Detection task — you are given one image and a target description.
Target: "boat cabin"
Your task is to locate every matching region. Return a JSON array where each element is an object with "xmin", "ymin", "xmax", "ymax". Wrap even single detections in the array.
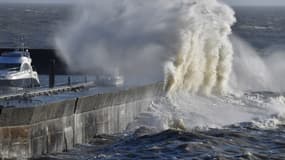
[{"xmin": 0, "ymin": 50, "xmax": 32, "ymax": 72}]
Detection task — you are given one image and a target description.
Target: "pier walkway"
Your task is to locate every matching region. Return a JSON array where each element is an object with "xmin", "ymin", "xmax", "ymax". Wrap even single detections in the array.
[{"xmin": 0, "ymin": 81, "xmax": 95, "ymax": 101}]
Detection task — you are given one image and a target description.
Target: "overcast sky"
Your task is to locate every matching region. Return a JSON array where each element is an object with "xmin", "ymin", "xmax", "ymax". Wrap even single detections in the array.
[
  {"xmin": 0, "ymin": 0, "xmax": 285, "ymax": 6},
  {"xmin": 0, "ymin": 0, "xmax": 76, "ymax": 4},
  {"xmin": 222, "ymin": 0, "xmax": 285, "ymax": 6}
]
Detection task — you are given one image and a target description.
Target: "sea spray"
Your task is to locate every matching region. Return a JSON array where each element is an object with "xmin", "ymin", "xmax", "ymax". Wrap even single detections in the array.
[
  {"xmin": 55, "ymin": 0, "xmax": 235, "ymax": 88},
  {"xmin": 231, "ymin": 36, "xmax": 285, "ymax": 92},
  {"xmin": 55, "ymin": 0, "xmax": 181, "ymax": 85},
  {"xmin": 54, "ymin": 0, "xmax": 285, "ymax": 131},
  {"xmin": 165, "ymin": 1, "xmax": 236, "ymax": 95}
]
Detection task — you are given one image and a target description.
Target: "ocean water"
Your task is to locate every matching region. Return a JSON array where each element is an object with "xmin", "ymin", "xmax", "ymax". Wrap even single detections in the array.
[
  {"xmin": 39, "ymin": 124, "xmax": 285, "ymax": 159},
  {"xmin": 0, "ymin": 3, "xmax": 285, "ymax": 160},
  {"xmin": 38, "ymin": 91, "xmax": 285, "ymax": 160},
  {"xmin": 233, "ymin": 7, "xmax": 285, "ymax": 49},
  {"xmin": 0, "ymin": 3, "xmax": 71, "ymax": 49}
]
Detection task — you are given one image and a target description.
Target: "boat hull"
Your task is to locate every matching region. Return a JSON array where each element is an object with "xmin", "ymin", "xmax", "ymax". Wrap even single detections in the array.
[{"xmin": 0, "ymin": 78, "xmax": 40, "ymax": 88}]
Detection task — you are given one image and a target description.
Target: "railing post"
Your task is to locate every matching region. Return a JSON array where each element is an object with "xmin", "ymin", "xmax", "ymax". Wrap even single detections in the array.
[{"xmin": 49, "ymin": 59, "xmax": 55, "ymax": 88}]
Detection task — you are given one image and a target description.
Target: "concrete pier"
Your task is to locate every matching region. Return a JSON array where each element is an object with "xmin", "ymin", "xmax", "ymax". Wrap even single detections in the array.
[
  {"xmin": 0, "ymin": 83, "xmax": 164, "ymax": 159},
  {"xmin": 0, "ymin": 81, "xmax": 95, "ymax": 101}
]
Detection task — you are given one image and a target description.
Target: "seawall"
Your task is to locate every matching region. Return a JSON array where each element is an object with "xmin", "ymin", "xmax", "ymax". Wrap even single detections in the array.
[{"xmin": 0, "ymin": 83, "xmax": 164, "ymax": 159}]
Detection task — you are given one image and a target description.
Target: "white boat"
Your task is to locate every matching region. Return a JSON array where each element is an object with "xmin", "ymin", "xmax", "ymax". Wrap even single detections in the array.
[{"xmin": 0, "ymin": 49, "xmax": 40, "ymax": 88}]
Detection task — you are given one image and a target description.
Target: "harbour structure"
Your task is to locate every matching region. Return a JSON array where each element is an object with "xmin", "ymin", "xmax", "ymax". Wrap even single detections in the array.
[{"xmin": 0, "ymin": 82, "xmax": 164, "ymax": 159}]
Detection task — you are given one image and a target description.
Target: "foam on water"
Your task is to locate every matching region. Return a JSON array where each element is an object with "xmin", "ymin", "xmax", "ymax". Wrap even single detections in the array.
[{"xmin": 128, "ymin": 92, "xmax": 285, "ymax": 131}]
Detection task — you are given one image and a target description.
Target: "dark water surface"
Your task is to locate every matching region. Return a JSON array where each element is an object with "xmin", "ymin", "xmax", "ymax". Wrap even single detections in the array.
[
  {"xmin": 233, "ymin": 6, "xmax": 285, "ymax": 49},
  {"xmin": 0, "ymin": 4, "xmax": 71, "ymax": 49},
  {"xmin": 0, "ymin": 5, "xmax": 285, "ymax": 50},
  {"xmin": 39, "ymin": 123, "xmax": 285, "ymax": 160}
]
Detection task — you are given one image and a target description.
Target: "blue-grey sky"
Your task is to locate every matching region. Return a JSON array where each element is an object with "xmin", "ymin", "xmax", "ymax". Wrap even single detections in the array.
[
  {"xmin": 223, "ymin": 0, "xmax": 285, "ymax": 6},
  {"xmin": 0, "ymin": 0, "xmax": 76, "ymax": 4},
  {"xmin": 0, "ymin": 0, "xmax": 285, "ymax": 6}
]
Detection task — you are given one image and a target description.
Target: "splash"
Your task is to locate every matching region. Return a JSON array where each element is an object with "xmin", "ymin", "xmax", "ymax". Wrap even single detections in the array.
[
  {"xmin": 231, "ymin": 36, "xmax": 285, "ymax": 92},
  {"xmin": 55, "ymin": 0, "xmax": 235, "ymax": 88},
  {"xmin": 128, "ymin": 91, "xmax": 285, "ymax": 131},
  {"xmin": 164, "ymin": 1, "xmax": 236, "ymax": 95},
  {"xmin": 54, "ymin": 0, "xmax": 285, "ymax": 131},
  {"xmin": 55, "ymin": 0, "xmax": 180, "ymax": 85}
]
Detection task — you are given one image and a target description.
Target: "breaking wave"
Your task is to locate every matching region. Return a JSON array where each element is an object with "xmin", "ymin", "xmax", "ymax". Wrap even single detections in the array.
[
  {"xmin": 55, "ymin": 0, "xmax": 285, "ymax": 131},
  {"xmin": 164, "ymin": 1, "xmax": 235, "ymax": 95},
  {"xmin": 127, "ymin": 91, "xmax": 285, "ymax": 132}
]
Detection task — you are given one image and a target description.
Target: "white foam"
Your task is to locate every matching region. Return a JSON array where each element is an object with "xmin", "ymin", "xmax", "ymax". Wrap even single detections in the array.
[
  {"xmin": 128, "ymin": 93, "xmax": 285, "ymax": 131},
  {"xmin": 165, "ymin": 0, "xmax": 236, "ymax": 95}
]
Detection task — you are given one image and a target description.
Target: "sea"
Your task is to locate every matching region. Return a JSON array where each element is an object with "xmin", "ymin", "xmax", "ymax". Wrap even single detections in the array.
[{"xmin": 1, "ymin": 3, "xmax": 285, "ymax": 160}]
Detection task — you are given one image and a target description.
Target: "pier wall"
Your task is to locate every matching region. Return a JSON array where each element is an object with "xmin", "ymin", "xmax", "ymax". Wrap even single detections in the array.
[{"xmin": 0, "ymin": 83, "xmax": 164, "ymax": 159}]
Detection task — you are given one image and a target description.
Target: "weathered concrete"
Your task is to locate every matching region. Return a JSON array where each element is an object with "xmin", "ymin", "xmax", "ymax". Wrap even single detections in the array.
[{"xmin": 0, "ymin": 83, "xmax": 164, "ymax": 159}]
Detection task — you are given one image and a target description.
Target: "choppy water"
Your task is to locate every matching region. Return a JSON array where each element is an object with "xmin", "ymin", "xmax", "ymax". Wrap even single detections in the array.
[
  {"xmin": 40, "ymin": 125, "xmax": 285, "ymax": 160},
  {"xmin": 37, "ymin": 90, "xmax": 285, "ymax": 160},
  {"xmin": 233, "ymin": 7, "xmax": 285, "ymax": 49},
  {"xmin": 0, "ymin": 4, "xmax": 71, "ymax": 49},
  {"xmin": 0, "ymin": 5, "xmax": 285, "ymax": 50},
  {"xmin": 0, "ymin": 4, "xmax": 285, "ymax": 160}
]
